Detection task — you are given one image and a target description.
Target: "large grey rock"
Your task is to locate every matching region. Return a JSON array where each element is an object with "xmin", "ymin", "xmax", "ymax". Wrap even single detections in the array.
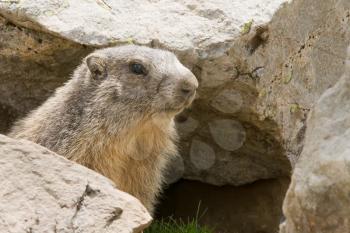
[
  {"xmin": 1, "ymin": 0, "xmax": 350, "ymax": 186},
  {"xmin": 0, "ymin": 134, "xmax": 152, "ymax": 233},
  {"xmin": 0, "ymin": 0, "xmax": 287, "ymax": 49},
  {"xmin": 279, "ymin": 47, "xmax": 350, "ymax": 233}
]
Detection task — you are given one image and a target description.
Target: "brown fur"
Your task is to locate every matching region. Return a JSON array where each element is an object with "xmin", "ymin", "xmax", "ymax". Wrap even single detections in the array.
[{"xmin": 9, "ymin": 45, "xmax": 198, "ymax": 213}]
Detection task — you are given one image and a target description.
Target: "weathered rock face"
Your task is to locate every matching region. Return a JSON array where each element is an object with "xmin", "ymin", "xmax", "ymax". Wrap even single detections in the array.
[
  {"xmin": 0, "ymin": 0, "xmax": 287, "ymax": 49},
  {"xmin": 251, "ymin": 0, "xmax": 350, "ymax": 166},
  {"xmin": 0, "ymin": 15, "xmax": 91, "ymax": 134},
  {"xmin": 279, "ymin": 48, "xmax": 350, "ymax": 233},
  {"xmin": 0, "ymin": 0, "xmax": 350, "ymax": 187},
  {"xmin": 0, "ymin": 134, "xmax": 152, "ymax": 233}
]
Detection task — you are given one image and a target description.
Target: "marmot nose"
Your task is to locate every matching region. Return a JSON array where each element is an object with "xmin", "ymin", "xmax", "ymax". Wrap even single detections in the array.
[
  {"xmin": 180, "ymin": 86, "xmax": 195, "ymax": 97},
  {"xmin": 179, "ymin": 79, "xmax": 198, "ymax": 98}
]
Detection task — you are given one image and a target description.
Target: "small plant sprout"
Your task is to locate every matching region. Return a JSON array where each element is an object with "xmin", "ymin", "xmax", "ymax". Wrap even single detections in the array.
[
  {"xmin": 241, "ymin": 19, "xmax": 254, "ymax": 35},
  {"xmin": 290, "ymin": 103, "xmax": 300, "ymax": 113},
  {"xmin": 284, "ymin": 69, "xmax": 293, "ymax": 84}
]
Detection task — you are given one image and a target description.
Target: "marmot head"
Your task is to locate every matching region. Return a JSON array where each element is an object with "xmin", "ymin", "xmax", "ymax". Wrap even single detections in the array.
[{"xmin": 83, "ymin": 45, "xmax": 198, "ymax": 120}]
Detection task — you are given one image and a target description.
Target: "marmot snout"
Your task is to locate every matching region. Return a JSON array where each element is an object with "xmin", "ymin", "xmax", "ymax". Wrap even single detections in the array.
[{"xmin": 9, "ymin": 45, "xmax": 198, "ymax": 213}]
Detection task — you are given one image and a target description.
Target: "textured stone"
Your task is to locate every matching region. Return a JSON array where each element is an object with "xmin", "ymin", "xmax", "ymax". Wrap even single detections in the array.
[
  {"xmin": 176, "ymin": 117, "xmax": 199, "ymax": 138},
  {"xmin": 279, "ymin": 47, "xmax": 350, "ymax": 233},
  {"xmin": 1, "ymin": 0, "xmax": 350, "ymax": 186},
  {"xmin": 208, "ymin": 119, "xmax": 246, "ymax": 151},
  {"xmin": 0, "ymin": 0, "xmax": 287, "ymax": 48},
  {"xmin": 210, "ymin": 89, "xmax": 243, "ymax": 114},
  {"xmin": 0, "ymin": 134, "xmax": 152, "ymax": 233},
  {"xmin": 0, "ymin": 15, "xmax": 91, "ymax": 132},
  {"xmin": 190, "ymin": 139, "xmax": 216, "ymax": 170},
  {"xmin": 251, "ymin": 0, "xmax": 350, "ymax": 165}
]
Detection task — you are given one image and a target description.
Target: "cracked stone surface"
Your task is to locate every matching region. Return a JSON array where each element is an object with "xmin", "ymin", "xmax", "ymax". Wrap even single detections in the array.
[
  {"xmin": 279, "ymin": 47, "xmax": 350, "ymax": 233},
  {"xmin": 0, "ymin": 0, "xmax": 350, "ymax": 186},
  {"xmin": 0, "ymin": 0, "xmax": 287, "ymax": 49},
  {"xmin": 0, "ymin": 134, "xmax": 152, "ymax": 233}
]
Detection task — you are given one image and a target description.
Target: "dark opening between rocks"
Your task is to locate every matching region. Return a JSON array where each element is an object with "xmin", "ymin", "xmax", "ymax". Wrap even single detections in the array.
[
  {"xmin": 0, "ymin": 103, "xmax": 19, "ymax": 134},
  {"xmin": 155, "ymin": 178, "xmax": 290, "ymax": 233}
]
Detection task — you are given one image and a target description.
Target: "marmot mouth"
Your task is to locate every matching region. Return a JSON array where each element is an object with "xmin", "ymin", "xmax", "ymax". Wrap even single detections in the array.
[
  {"xmin": 163, "ymin": 106, "xmax": 185, "ymax": 114},
  {"xmin": 159, "ymin": 103, "xmax": 189, "ymax": 115},
  {"xmin": 161, "ymin": 96, "xmax": 195, "ymax": 114}
]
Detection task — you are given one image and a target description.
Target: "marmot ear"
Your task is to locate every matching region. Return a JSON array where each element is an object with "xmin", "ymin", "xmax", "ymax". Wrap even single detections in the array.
[{"xmin": 86, "ymin": 55, "xmax": 107, "ymax": 80}]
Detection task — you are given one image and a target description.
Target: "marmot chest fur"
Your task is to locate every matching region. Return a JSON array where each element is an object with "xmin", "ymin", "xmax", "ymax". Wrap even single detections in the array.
[{"xmin": 9, "ymin": 45, "xmax": 198, "ymax": 213}]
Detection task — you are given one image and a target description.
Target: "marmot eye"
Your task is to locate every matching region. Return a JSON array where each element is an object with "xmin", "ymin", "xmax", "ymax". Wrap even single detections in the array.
[{"xmin": 130, "ymin": 63, "xmax": 147, "ymax": 75}]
